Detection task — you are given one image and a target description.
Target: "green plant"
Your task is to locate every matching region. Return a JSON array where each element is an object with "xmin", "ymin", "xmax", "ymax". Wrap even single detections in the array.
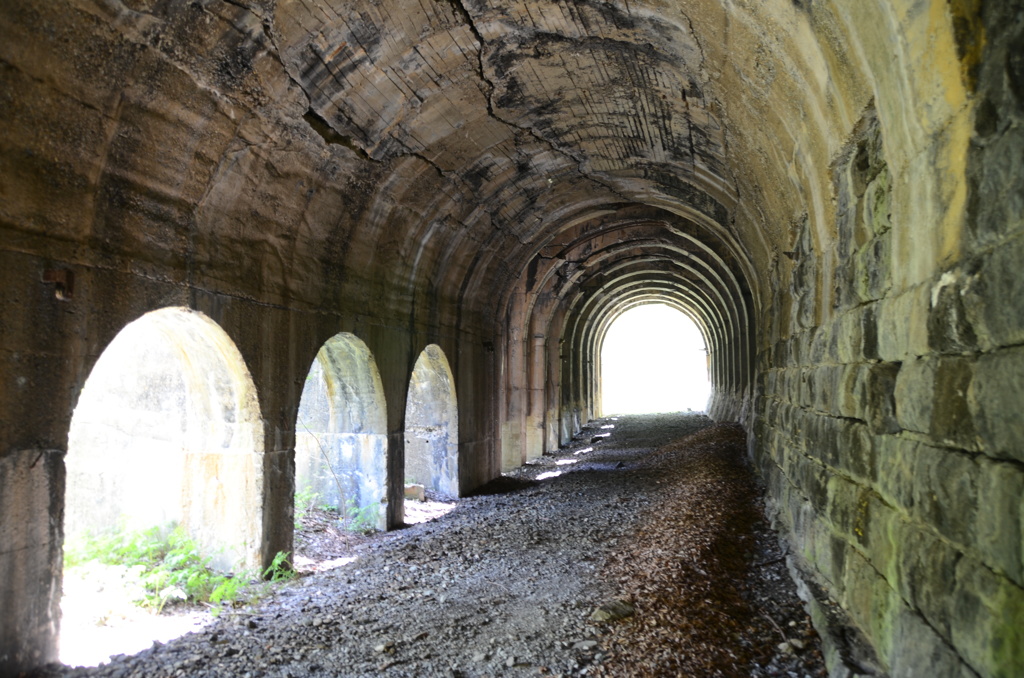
[
  {"xmin": 263, "ymin": 550, "xmax": 296, "ymax": 583},
  {"xmin": 65, "ymin": 524, "xmax": 250, "ymax": 613},
  {"xmin": 344, "ymin": 499, "xmax": 380, "ymax": 534},
  {"xmin": 294, "ymin": 486, "xmax": 320, "ymax": 527},
  {"xmin": 209, "ymin": 574, "xmax": 247, "ymax": 615}
]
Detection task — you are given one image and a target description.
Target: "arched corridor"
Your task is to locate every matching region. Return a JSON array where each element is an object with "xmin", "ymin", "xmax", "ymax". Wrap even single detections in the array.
[{"xmin": 1, "ymin": 0, "xmax": 1022, "ymax": 675}]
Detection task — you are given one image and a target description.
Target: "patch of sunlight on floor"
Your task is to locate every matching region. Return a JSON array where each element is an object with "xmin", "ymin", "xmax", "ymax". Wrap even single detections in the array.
[
  {"xmin": 60, "ymin": 563, "xmax": 211, "ymax": 668},
  {"xmin": 574, "ymin": 447, "xmax": 594, "ymax": 455},
  {"xmin": 404, "ymin": 498, "xmax": 457, "ymax": 525},
  {"xmin": 556, "ymin": 459, "xmax": 578, "ymax": 466},
  {"xmin": 294, "ymin": 554, "xmax": 359, "ymax": 573},
  {"xmin": 536, "ymin": 471, "xmax": 563, "ymax": 480}
]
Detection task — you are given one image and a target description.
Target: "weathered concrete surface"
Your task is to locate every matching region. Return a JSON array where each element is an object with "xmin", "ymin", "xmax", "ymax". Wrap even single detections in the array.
[
  {"xmin": 0, "ymin": 0, "xmax": 1021, "ymax": 675},
  {"xmin": 0, "ymin": 451, "xmax": 64, "ymax": 674}
]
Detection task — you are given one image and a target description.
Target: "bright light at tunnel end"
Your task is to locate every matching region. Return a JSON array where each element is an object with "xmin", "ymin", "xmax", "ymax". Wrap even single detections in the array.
[{"xmin": 600, "ymin": 304, "xmax": 711, "ymax": 415}]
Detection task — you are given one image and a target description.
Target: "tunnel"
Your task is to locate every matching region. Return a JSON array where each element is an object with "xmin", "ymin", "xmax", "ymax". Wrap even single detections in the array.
[{"xmin": 1, "ymin": 0, "xmax": 1022, "ymax": 676}]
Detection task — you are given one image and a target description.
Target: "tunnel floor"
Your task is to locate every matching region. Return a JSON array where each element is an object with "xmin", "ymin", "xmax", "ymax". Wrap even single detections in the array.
[{"xmin": 43, "ymin": 413, "xmax": 826, "ymax": 678}]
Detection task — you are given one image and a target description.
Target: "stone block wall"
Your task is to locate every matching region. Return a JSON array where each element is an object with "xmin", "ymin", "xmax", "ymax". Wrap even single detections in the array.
[{"xmin": 753, "ymin": 8, "xmax": 1024, "ymax": 676}]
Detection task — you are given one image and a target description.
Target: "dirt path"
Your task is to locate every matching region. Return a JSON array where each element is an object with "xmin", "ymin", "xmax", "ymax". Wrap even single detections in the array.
[{"xmin": 41, "ymin": 413, "xmax": 825, "ymax": 678}]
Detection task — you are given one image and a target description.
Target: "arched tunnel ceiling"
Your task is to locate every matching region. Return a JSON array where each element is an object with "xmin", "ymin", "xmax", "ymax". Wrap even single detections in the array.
[
  {"xmin": 274, "ymin": 0, "xmax": 769, "ymax": 321},
  {"xmin": 13, "ymin": 0, "xmax": 921, "ymax": 337}
]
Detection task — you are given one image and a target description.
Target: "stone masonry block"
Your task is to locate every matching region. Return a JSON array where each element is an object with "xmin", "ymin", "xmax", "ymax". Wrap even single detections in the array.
[
  {"xmin": 826, "ymin": 365, "xmax": 848, "ymax": 414},
  {"xmin": 896, "ymin": 523, "xmax": 962, "ymax": 639},
  {"xmin": 0, "ymin": 450, "xmax": 64, "ymax": 673},
  {"xmin": 913, "ymin": 446, "xmax": 979, "ymax": 550},
  {"xmin": 930, "ymin": 357, "xmax": 979, "ymax": 451},
  {"xmin": 826, "ymin": 474, "xmax": 867, "ymax": 541},
  {"xmin": 836, "ymin": 363, "xmax": 868, "ymax": 420},
  {"xmin": 890, "ymin": 608, "xmax": 976, "ymax": 678},
  {"xmin": 964, "ymin": 231, "xmax": 1024, "ymax": 349},
  {"xmin": 838, "ymin": 422, "xmax": 877, "ymax": 483},
  {"xmin": 894, "ymin": 357, "xmax": 936, "ymax": 435},
  {"xmin": 974, "ymin": 457, "xmax": 1024, "ymax": 588},
  {"xmin": 836, "ymin": 309, "xmax": 866, "ymax": 363},
  {"xmin": 787, "ymin": 367, "xmax": 802, "ymax": 404},
  {"xmin": 951, "ymin": 555, "xmax": 1024, "ymax": 678},
  {"xmin": 862, "ymin": 305, "xmax": 880, "ymax": 361},
  {"xmin": 809, "ymin": 327, "xmax": 829, "ymax": 365},
  {"xmin": 875, "ymin": 435, "xmax": 918, "ymax": 511},
  {"xmin": 971, "ymin": 345, "xmax": 1024, "ymax": 463},
  {"xmin": 854, "ymin": 232, "xmax": 893, "ymax": 303},
  {"xmin": 796, "ymin": 454, "xmax": 831, "ymax": 513},
  {"xmin": 866, "ymin": 362, "xmax": 902, "ymax": 434},
  {"xmin": 928, "ymin": 270, "xmax": 979, "ymax": 354},
  {"xmin": 806, "ymin": 412, "xmax": 840, "ymax": 467},
  {"xmin": 792, "ymin": 506, "xmax": 835, "ymax": 586},
  {"xmin": 825, "ymin": 532, "xmax": 850, "ymax": 596},
  {"xmin": 841, "ymin": 547, "xmax": 900, "ymax": 664},
  {"xmin": 798, "ymin": 368, "xmax": 815, "ymax": 409},
  {"xmin": 876, "ymin": 285, "xmax": 931, "ymax": 361},
  {"xmin": 864, "ymin": 492, "xmax": 901, "ymax": 583}
]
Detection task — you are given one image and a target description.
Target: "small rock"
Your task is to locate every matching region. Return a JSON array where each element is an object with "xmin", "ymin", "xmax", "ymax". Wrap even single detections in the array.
[
  {"xmin": 777, "ymin": 641, "xmax": 795, "ymax": 655},
  {"xmin": 506, "ymin": 656, "xmax": 516, "ymax": 667},
  {"xmin": 589, "ymin": 599, "xmax": 635, "ymax": 623},
  {"xmin": 472, "ymin": 652, "xmax": 489, "ymax": 662},
  {"xmin": 573, "ymin": 640, "xmax": 599, "ymax": 651},
  {"xmin": 789, "ymin": 638, "xmax": 806, "ymax": 651}
]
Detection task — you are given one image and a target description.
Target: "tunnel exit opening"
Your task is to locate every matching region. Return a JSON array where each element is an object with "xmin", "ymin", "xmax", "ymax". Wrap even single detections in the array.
[
  {"xmin": 599, "ymin": 304, "xmax": 710, "ymax": 415},
  {"xmin": 61, "ymin": 307, "xmax": 264, "ymax": 667}
]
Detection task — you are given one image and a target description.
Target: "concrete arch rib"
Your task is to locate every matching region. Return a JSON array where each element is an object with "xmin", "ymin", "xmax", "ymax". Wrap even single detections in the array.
[{"xmin": 65, "ymin": 307, "xmax": 264, "ymax": 572}]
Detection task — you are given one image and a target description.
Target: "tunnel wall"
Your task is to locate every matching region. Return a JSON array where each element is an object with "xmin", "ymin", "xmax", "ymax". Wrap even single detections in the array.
[{"xmin": 752, "ymin": 5, "xmax": 1024, "ymax": 677}]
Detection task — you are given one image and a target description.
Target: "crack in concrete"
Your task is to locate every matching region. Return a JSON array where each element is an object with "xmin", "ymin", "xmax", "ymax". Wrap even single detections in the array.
[
  {"xmin": 258, "ymin": 6, "xmax": 452, "ymax": 180},
  {"xmin": 302, "ymin": 109, "xmax": 375, "ymax": 160},
  {"xmin": 450, "ymin": 0, "xmax": 639, "ymax": 208}
]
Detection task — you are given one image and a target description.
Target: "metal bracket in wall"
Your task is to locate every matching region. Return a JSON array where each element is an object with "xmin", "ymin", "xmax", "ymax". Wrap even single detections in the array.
[{"xmin": 42, "ymin": 268, "xmax": 74, "ymax": 300}]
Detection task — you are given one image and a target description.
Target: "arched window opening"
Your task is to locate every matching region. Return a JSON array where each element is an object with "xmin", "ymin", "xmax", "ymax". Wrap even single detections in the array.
[
  {"xmin": 600, "ymin": 304, "xmax": 710, "ymax": 415},
  {"xmin": 294, "ymin": 334, "xmax": 389, "ymax": 554},
  {"xmin": 62, "ymin": 307, "xmax": 263, "ymax": 666},
  {"xmin": 404, "ymin": 345, "xmax": 459, "ymax": 501}
]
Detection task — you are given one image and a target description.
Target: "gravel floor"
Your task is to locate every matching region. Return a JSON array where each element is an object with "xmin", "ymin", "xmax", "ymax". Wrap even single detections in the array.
[{"xmin": 37, "ymin": 413, "xmax": 825, "ymax": 678}]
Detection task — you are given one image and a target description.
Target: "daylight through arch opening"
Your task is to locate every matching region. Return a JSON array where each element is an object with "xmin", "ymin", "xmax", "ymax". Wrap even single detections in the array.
[
  {"xmin": 61, "ymin": 307, "xmax": 264, "ymax": 665},
  {"xmin": 294, "ymin": 333, "xmax": 389, "ymax": 534},
  {"xmin": 404, "ymin": 345, "xmax": 459, "ymax": 501},
  {"xmin": 599, "ymin": 304, "xmax": 710, "ymax": 415}
]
